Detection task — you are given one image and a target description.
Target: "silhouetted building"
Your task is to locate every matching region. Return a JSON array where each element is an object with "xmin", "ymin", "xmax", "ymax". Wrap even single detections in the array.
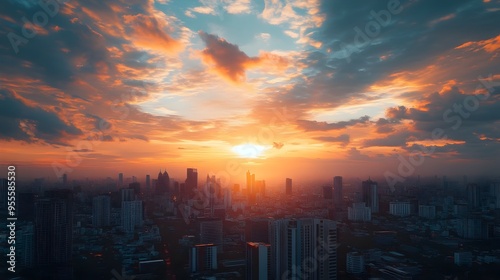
[
  {"xmin": 323, "ymin": 185, "xmax": 333, "ymax": 200},
  {"xmin": 146, "ymin": 174, "xmax": 151, "ymax": 192},
  {"xmin": 233, "ymin": 183, "xmax": 240, "ymax": 193},
  {"xmin": 200, "ymin": 219, "xmax": 223, "ymax": 252},
  {"xmin": 454, "ymin": 251, "xmax": 472, "ymax": 266},
  {"xmin": 333, "ymin": 176, "xmax": 343, "ymax": 209},
  {"xmin": 246, "ymin": 218, "xmax": 270, "ymax": 243},
  {"xmin": 185, "ymin": 168, "xmax": 198, "ymax": 198},
  {"xmin": 247, "ymin": 171, "xmax": 256, "ymax": 204},
  {"xmin": 256, "ymin": 180, "xmax": 266, "ymax": 197},
  {"xmin": 0, "ymin": 178, "xmax": 7, "ymax": 212},
  {"xmin": 34, "ymin": 196, "xmax": 73, "ymax": 274},
  {"xmin": 18, "ymin": 192, "xmax": 36, "ymax": 221},
  {"xmin": 189, "ymin": 244, "xmax": 217, "ymax": 273},
  {"xmin": 491, "ymin": 182, "xmax": 500, "ymax": 209},
  {"xmin": 418, "ymin": 205, "xmax": 436, "ymax": 219},
  {"xmin": 121, "ymin": 187, "xmax": 135, "ymax": 203},
  {"xmin": 18, "ymin": 225, "xmax": 34, "ymax": 269},
  {"xmin": 362, "ymin": 178, "xmax": 379, "ymax": 213},
  {"xmin": 118, "ymin": 173, "xmax": 123, "ymax": 187},
  {"xmin": 129, "ymin": 182, "xmax": 141, "ymax": 195},
  {"xmin": 246, "ymin": 242, "xmax": 271, "ymax": 280},
  {"xmin": 466, "ymin": 183, "xmax": 481, "ymax": 209},
  {"xmin": 348, "ymin": 202, "xmax": 371, "ymax": 222},
  {"xmin": 285, "ymin": 178, "xmax": 292, "ymax": 195},
  {"xmin": 389, "ymin": 201, "xmax": 411, "ymax": 217},
  {"xmin": 92, "ymin": 195, "xmax": 111, "ymax": 227},
  {"xmin": 457, "ymin": 217, "xmax": 491, "ymax": 239},
  {"xmin": 121, "ymin": 200, "xmax": 143, "ymax": 233},
  {"xmin": 156, "ymin": 169, "xmax": 170, "ymax": 194},
  {"xmin": 269, "ymin": 218, "xmax": 337, "ymax": 280},
  {"xmin": 346, "ymin": 252, "xmax": 365, "ymax": 274}
]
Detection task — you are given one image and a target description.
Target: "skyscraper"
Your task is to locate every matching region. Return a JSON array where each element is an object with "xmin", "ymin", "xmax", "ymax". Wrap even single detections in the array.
[
  {"xmin": 34, "ymin": 196, "xmax": 73, "ymax": 271},
  {"xmin": 156, "ymin": 169, "xmax": 170, "ymax": 195},
  {"xmin": 199, "ymin": 218, "xmax": 223, "ymax": 253},
  {"xmin": 491, "ymin": 182, "xmax": 500, "ymax": 209},
  {"xmin": 323, "ymin": 185, "xmax": 333, "ymax": 200},
  {"xmin": 362, "ymin": 178, "xmax": 379, "ymax": 213},
  {"xmin": 121, "ymin": 200, "xmax": 143, "ymax": 233},
  {"xmin": 466, "ymin": 183, "xmax": 481, "ymax": 209},
  {"xmin": 189, "ymin": 244, "xmax": 217, "ymax": 273},
  {"xmin": 246, "ymin": 242, "xmax": 271, "ymax": 280},
  {"xmin": 333, "ymin": 176, "xmax": 343, "ymax": 209},
  {"xmin": 118, "ymin": 173, "xmax": 124, "ymax": 187},
  {"xmin": 286, "ymin": 178, "xmax": 292, "ymax": 195},
  {"xmin": 121, "ymin": 187, "xmax": 135, "ymax": 203},
  {"xmin": 0, "ymin": 178, "xmax": 7, "ymax": 213},
  {"xmin": 92, "ymin": 195, "xmax": 111, "ymax": 228},
  {"xmin": 145, "ymin": 174, "xmax": 151, "ymax": 192},
  {"xmin": 186, "ymin": 168, "xmax": 198, "ymax": 197},
  {"xmin": 269, "ymin": 218, "xmax": 337, "ymax": 280},
  {"xmin": 247, "ymin": 171, "xmax": 256, "ymax": 204}
]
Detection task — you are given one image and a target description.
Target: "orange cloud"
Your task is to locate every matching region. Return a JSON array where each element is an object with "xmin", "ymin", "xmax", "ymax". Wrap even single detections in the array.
[
  {"xmin": 198, "ymin": 31, "xmax": 288, "ymax": 83},
  {"xmin": 455, "ymin": 34, "xmax": 500, "ymax": 53},
  {"xmin": 123, "ymin": 14, "xmax": 183, "ymax": 54}
]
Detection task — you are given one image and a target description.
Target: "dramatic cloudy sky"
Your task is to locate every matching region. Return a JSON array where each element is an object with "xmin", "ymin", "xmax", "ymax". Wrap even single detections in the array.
[{"xmin": 0, "ymin": 0, "xmax": 499, "ymax": 186}]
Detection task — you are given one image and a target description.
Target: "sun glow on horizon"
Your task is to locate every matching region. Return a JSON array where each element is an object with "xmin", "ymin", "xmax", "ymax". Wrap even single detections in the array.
[{"xmin": 232, "ymin": 144, "xmax": 269, "ymax": 158}]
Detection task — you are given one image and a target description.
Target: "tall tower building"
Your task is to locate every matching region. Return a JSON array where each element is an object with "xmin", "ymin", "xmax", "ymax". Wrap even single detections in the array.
[
  {"xmin": 118, "ymin": 173, "xmax": 124, "ymax": 187},
  {"xmin": 491, "ymin": 182, "xmax": 500, "ymax": 209},
  {"xmin": 333, "ymin": 176, "xmax": 343, "ymax": 209},
  {"xmin": 466, "ymin": 183, "xmax": 481, "ymax": 209},
  {"xmin": 34, "ymin": 196, "xmax": 73, "ymax": 270},
  {"xmin": 285, "ymin": 178, "xmax": 292, "ymax": 195},
  {"xmin": 145, "ymin": 175, "xmax": 151, "ymax": 192},
  {"xmin": 361, "ymin": 178, "xmax": 379, "ymax": 213},
  {"xmin": 186, "ymin": 168, "xmax": 198, "ymax": 197},
  {"xmin": 189, "ymin": 244, "xmax": 217, "ymax": 273},
  {"xmin": 121, "ymin": 187, "xmax": 135, "ymax": 203},
  {"xmin": 92, "ymin": 195, "xmax": 111, "ymax": 227},
  {"xmin": 246, "ymin": 242, "xmax": 271, "ymax": 280},
  {"xmin": 62, "ymin": 173, "xmax": 68, "ymax": 187},
  {"xmin": 323, "ymin": 185, "xmax": 333, "ymax": 200},
  {"xmin": 121, "ymin": 200, "xmax": 143, "ymax": 233},
  {"xmin": 200, "ymin": 218, "xmax": 223, "ymax": 252},
  {"xmin": 18, "ymin": 223, "xmax": 34, "ymax": 269},
  {"xmin": 0, "ymin": 178, "xmax": 7, "ymax": 213},
  {"xmin": 156, "ymin": 169, "xmax": 170, "ymax": 195},
  {"xmin": 247, "ymin": 171, "xmax": 256, "ymax": 204},
  {"xmin": 269, "ymin": 218, "xmax": 337, "ymax": 280}
]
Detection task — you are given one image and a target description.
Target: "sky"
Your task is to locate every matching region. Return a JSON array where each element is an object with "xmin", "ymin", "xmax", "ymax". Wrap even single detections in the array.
[{"xmin": 0, "ymin": 0, "xmax": 499, "ymax": 187}]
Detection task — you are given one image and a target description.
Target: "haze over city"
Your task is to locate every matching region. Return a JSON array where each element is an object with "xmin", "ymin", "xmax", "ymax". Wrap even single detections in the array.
[
  {"xmin": 1, "ymin": 1, "xmax": 500, "ymax": 280},
  {"xmin": 1, "ymin": 0, "xmax": 499, "ymax": 186}
]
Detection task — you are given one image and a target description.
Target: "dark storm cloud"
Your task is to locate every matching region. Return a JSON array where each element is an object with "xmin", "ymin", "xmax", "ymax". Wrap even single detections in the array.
[
  {"xmin": 262, "ymin": 0, "xmax": 499, "ymax": 116},
  {"xmin": 313, "ymin": 134, "xmax": 350, "ymax": 145},
  {"xmin": 297, "ymin": 115, "xmax": 370, "ymax": 131},
  {"xmin": 375, "ymin": 117, "xmax": 399, "ymax": 133},
  {"xmin": 0, "ymin": 89, "xmax": 82, "ymax": 143}
]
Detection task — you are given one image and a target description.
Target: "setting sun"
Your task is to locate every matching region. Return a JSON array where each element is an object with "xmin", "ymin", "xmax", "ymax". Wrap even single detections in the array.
[{"xmin": 232, "ymin": 144, "xmax": 268, "ymax": 158}]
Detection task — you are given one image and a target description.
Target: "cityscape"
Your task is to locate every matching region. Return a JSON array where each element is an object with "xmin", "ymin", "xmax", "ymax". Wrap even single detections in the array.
[
  {"xmin": 1, "ymin": 0, "xmax": 500, "ymax": 279},
  {"xmin": 1, "ymin": 171, "xmax": 500, "ymax": 279}
]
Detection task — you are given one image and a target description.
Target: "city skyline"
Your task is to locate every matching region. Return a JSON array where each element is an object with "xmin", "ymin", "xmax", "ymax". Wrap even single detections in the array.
[{"xmin": 0, "ymin": 0, "xmax": 499, "ymax": 184}]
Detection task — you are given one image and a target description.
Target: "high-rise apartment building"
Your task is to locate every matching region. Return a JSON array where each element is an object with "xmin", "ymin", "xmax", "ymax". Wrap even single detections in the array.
[
  {"xmin": 269, "ymin": 218, "xmax": 337, "ymax": 280},
  {"xmin": 92, "ymin": 195, "xmax": 111, "ymax": 227},
  {"xmin": 246, "ymin": 242, "xmax": 271, "ymax": 280},
  {"xmin": 333, "ymin": 176, "xmax": 343, "ymax": 209},
  {"xmin": 362, "ymin": 179, "xmax": 379, "ymax": 213},
  {"xmin": 285, "ymin": 178, "xmax": 292, "ymax": 195}
]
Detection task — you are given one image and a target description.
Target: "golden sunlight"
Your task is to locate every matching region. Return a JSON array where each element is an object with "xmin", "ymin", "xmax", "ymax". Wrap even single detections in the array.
[{"xmin": 231, "ymin": 143, "xmax": 268, "ymax": 158}]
